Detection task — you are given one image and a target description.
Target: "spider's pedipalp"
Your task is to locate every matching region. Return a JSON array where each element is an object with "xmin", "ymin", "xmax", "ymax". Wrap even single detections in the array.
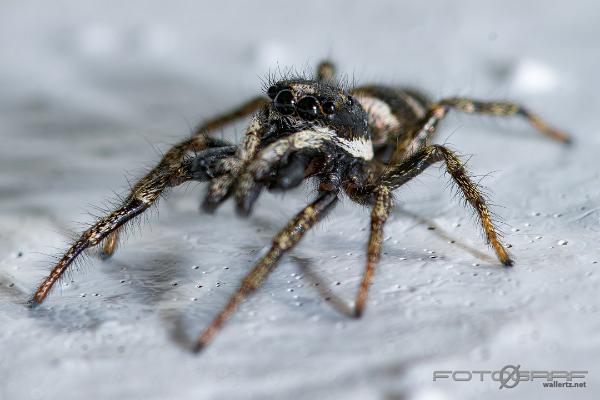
[
  {"xmin": 234, "ymin": 128, "xmax": 335, "ymax": 216},
  {"xmin": 190, "ymin": 146, "xmax": 237, "ymax": 181},
  {"xmin": 202, "ymin": 110, "xmax": 271, "ymax": 212}
]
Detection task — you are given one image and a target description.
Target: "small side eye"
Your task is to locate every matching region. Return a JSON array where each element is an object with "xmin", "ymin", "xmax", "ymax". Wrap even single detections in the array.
[
  {"xmin": 322, "ymin": 101, "xmax": 336, "ymax": 115},
  {"xmin": 267, "ymin": 86, "xmax": 278, "ymax": 99},
  {"xmin": 274, "ymin": 89, "xmax": 296, "ymax": 115},
  {"xmin": 297, "ymin": 96, "xmax": 320, "ymax": 120}
]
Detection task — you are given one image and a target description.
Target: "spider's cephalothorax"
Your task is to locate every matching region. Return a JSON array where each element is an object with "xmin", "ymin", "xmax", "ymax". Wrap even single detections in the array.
[
  {"xmin": 32, "ymin": 60, "xmax": 571, "ymax": 353},
  {"xmin": 266, "ymin": 78, "xmax": 369, "ymax": 140},
  {"xmin": 243, "ymin": 78, "xmax": 374, "ymax": 202}
]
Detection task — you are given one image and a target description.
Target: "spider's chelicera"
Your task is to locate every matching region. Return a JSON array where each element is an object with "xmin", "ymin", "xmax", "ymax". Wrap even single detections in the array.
[{"xmin": 32, "ymin": 61, "xmax": 570, "ymax": 352}]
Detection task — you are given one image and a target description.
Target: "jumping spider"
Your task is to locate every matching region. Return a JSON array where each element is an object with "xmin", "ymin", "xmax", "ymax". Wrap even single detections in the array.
[{"xmin": 32, "ymin": 60, "xmax": 570, "ymax": 352}]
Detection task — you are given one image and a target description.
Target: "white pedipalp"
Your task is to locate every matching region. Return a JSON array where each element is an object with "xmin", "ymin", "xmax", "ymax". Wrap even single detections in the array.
[
  {"xmin": 314, "ymin": 126, "xmax": 374, "ymax": 160},
  {"xmin": 287, "ymin": 126, "xmax": 374, "ymax": 160}
]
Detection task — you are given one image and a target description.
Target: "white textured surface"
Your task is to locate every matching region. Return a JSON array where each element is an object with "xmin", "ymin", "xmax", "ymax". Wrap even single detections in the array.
[{"xmin": 1, "ymin": 1, "xmax": 599, "ymax": 399}]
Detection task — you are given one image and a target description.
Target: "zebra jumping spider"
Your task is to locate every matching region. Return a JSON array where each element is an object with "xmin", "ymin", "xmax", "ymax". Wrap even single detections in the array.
[{"xmin": 32, "ymin": 60, "xmax": 570, "ymax": 352}]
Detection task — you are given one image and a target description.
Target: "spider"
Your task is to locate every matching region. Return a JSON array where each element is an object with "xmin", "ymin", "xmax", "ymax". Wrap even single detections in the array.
[{"xmin": 31, "ymin": 60, "xmax": 570, "ymax": 352}]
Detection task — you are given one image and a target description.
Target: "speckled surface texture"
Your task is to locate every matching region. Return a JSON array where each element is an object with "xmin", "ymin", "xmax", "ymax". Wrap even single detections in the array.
[{"xmin": 1, "ymin": 1, "xmax": 599, "ymax": 399}]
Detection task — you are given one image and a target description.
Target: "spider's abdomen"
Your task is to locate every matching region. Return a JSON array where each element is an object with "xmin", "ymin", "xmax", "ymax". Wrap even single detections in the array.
[{"xmin": 352, "ymin": 85, "xmax": 432, "ymax": 146}]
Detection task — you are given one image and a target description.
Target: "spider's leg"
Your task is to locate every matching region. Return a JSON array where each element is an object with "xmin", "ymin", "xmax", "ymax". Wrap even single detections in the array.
[
  {"xmin": 389, "ymin": 97, "xmax": 571, "ymax": 163},
  {"xmin": 32, "ymin": 139, "xmax": 233, "ymax": 305},
  {"xmin": 354, "ymin": 186, "xmax": 392, "ymax": 317},
  {"xmin": 203, "ymin": 112, "xmax": 270, "ymax": 211},
  {"xmin": 380, "ymin": 144, "xmax": 512, "ymax": 266},
  {"xmin": 100, "ymin": 136, "xmax": 223, "ymax": 258},
  {"xmin": 316, "ymin": 60, "xmax": 336, "ymax": 82},
  {"xmin": 193, "ymin": 191, "xmax": 338, "ymax": 352},
  {"xmin": 234, "ymin": 129, "xmax": 335, "ymax": 215},
  {"xmin": 191, "ymin": 96, "xmax": 268, "ymax": 137},
  {"xmin": 101, "ymin": 97, "xmax": 267, "ymax": 257},
  {"xmin": 438, "ymin": 97, "xmax": 571, "ymax": 143}
]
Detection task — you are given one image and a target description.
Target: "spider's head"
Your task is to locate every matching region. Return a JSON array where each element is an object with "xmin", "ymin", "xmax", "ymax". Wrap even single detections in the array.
[{"xmin": 265, "ymin": 79, "xmax": 370, "ymax": 142}]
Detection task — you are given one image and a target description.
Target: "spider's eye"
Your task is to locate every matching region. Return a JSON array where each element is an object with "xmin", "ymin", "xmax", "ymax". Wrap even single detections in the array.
[
  {"xmin": 274, "ymin": 89, "xmax": 295, "ymax": 115},
  {"xmin": 267, "ymin": 86, "xmax": 278, "ymax": 99},
  {"xmin": 322, "ymin": 101, "xmax": 336, "ymax": 115},
  {"xmin": 297, "ymin": 96, "xmax": 320, "ymax": 120}
]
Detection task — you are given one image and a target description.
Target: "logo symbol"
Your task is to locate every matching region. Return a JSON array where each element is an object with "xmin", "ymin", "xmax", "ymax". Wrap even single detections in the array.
[{"xmin": 498, "ymin": 364, "xmax": 521, "ymax": 389}]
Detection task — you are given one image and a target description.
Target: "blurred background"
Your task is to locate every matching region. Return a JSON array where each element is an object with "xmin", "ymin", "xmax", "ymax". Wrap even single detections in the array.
[{"xmin": 1, "ymin": 1, "xmax": 599, "ymax": 399}]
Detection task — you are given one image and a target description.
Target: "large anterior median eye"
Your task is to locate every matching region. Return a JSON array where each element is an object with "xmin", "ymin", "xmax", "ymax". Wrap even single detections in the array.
[
  {"xmin": 297, "ymin": 96, "xmax": 320, "ymax": 120},
  {"xmin": 274, "ymin": 90, "xmax": 295, "ymax": 115}
]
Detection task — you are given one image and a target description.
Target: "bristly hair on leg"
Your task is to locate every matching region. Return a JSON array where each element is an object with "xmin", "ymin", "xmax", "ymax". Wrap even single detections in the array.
[
  {"xmin": 28, "ymin": 248, "xmax": 93, "ymax": 308},
  {"xmin": 434, "ymin": 146, "xmax": 512, "ymax": 262}
]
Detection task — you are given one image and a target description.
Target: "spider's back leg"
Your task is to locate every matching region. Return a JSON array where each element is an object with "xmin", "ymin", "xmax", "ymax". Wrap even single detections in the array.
[
  {"xmin": 352, "ymin": 85, "xmax": 571, "ymax": 165},
  {"xmin": 352, "ymin": 85, "xmax": 432, "ymax": 162},
  {"xmin": 316, "ymin": 60, "xmax": 336, "ymax": 82}
]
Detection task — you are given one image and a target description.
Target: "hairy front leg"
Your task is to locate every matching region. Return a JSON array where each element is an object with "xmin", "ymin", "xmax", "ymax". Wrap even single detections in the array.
[
  {"xmin": 32, "ymin": 140, "xmax": 233, "ymax": 305},
  {"xmin": 100, "ymin": 135, "xmax": 229, "ymax": 258},
  {"xmin": 100, "ymin": 97, "xmax": 267, "ymax": 257}
]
